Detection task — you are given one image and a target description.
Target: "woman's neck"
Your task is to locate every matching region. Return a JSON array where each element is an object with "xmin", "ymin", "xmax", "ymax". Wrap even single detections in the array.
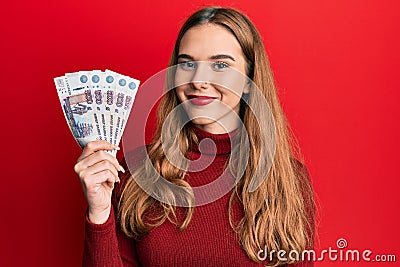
[{"xmin": 191, "ymin": 125, "xmax": 240, "ymax": 155}]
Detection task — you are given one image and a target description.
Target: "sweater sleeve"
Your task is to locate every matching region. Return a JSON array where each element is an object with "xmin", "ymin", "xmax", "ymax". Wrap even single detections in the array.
[
  {"xmin": 82, "ymin": 204, "xmax": 139, "ymax": 267},
  {"xmin": 82, "ymin": 150, "xmax": 146, "ymax": 267}
]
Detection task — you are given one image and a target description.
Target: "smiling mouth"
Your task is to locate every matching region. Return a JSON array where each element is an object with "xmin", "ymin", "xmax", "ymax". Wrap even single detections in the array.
[{"xmin": 187, "ymin": 95, "xmax": 217, "ymax": 106}]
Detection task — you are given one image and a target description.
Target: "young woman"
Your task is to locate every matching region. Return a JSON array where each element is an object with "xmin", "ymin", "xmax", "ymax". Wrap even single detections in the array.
[{"xmin": 75, "ymin": 7, "xmax": 315, "ymax": 267}]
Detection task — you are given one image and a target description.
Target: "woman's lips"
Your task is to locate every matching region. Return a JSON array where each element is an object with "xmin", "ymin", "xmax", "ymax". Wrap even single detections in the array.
[{"xmin": 187, "ymin": 95, "xmax": 217, "ymax": 106}]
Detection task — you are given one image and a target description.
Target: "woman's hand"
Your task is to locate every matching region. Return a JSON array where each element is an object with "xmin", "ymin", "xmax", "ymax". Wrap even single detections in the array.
[{"xmin": 74, "ymin": 140, "xmax": 125, "ymax": 224}]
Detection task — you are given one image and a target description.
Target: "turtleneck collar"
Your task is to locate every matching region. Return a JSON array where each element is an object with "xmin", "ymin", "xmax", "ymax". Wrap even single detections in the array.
[{"xmin": 190, "ymin": 126, "xmax": 240, "ymax": 156}]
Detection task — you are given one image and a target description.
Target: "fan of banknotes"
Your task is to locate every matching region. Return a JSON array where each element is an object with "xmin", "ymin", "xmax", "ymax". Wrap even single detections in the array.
[{"xmin": 54, "ymin": 70, "xmax": 140, "ymax": 155}]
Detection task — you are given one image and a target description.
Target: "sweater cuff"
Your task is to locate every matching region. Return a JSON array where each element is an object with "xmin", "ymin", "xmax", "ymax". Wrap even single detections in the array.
[
  {"xmin": 85, "ymin": 205, "xmax": 116, "ymax": 233},
  {"xmin": 83, "ymin": 205, "xmax": 123, "ymax": 266}
]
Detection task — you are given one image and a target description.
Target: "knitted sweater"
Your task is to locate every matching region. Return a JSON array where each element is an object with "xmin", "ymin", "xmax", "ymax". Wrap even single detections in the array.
[{"xmin": 83, "ymin": 127, "xmax": 313, "ymax": 266}]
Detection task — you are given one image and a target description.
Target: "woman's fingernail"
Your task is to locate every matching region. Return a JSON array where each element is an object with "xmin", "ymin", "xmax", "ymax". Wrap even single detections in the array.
[
  {"xmin": 114, "ymin": 146, "xmax": 120, "ymax": 150},
  {"xmin": 119, "ymin": 165, "xmax": 125, "ymax": 173}
]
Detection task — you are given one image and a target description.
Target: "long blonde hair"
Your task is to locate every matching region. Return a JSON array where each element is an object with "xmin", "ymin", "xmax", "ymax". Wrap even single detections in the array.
[{"xmin": 118, "ymin": 7, "xmax": 315, "ymax": 266}]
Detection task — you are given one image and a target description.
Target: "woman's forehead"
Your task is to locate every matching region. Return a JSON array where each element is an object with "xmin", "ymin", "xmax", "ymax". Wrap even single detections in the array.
[{"xmin": 178, "ymin": 24, "xmax": 243, "ymax": 59}]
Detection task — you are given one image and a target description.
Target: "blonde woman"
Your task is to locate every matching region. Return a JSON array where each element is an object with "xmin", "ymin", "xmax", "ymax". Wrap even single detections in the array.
[{"xmin": 75, "ymin": 7, "xmax": 315, "ymax": 266}]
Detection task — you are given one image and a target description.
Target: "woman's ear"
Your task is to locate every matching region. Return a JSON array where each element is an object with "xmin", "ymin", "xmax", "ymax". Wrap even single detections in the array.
[
  {"xmin": 243, "ymin": 79, "xmax": 251, "ymax": 94},
  {"xmin": 242, "ymin": 92, "xmax": 250, "ymax": 101}
]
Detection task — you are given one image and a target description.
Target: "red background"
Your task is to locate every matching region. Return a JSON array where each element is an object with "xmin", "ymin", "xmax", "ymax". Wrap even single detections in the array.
[{"xmin": 1, "ymin": 0, "xmax": 399, "ymax": 266}]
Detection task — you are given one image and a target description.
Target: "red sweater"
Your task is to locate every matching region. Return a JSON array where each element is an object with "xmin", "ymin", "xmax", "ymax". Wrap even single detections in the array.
[{"xmin": 83, "ymin": 127, "xmax": 314, "ymax": 266}]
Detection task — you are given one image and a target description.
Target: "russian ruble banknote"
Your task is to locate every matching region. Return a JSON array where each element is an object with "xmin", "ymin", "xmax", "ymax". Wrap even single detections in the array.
[{"xmin": 54, "ymin": 70, "xmax": 140, "ymax": 155}]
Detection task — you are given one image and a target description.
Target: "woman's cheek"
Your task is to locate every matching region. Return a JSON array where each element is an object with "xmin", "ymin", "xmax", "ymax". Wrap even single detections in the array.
[{"xmin": 175, "ymin": 87, "xmax": 185, "ymax": 102}]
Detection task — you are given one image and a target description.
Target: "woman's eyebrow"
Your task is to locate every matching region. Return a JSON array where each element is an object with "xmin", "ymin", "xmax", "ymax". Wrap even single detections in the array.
[
  {"xmin": 177, "ymin": 54, "xmax": 236, "ymax": 61},
  {"xmin": 210, "ymin": 54, "xmax": 236, "ymax": 61},
  {"xmin": 177, "ymin": 54, "xmax": 194, "ymax": 60}
]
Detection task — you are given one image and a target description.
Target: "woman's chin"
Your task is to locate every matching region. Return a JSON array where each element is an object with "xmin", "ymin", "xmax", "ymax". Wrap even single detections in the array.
[{"xmin": 190, "ymin": 117, "xmax": 218, "ymax": 127}]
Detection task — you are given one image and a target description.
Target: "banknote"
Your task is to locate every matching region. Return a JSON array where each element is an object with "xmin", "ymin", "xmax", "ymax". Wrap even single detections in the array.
[
  {"xmin": 78, "ymin": 71, "xmax": 102, "ymax": 138},
  {"xmin": 54, "ymin": 70, "xmax": 140, "ymax": 151},
  {"xmin": 106, "ymin": 70, "xmax": 140, "ymax": 149},
  {"xmin": 103, "ymin": 70, "xmax": 117, "ymax": 145},
  {"xmin": 54, "ymin": 73, "xmax": 97, "ymax": 147},
  {"xmin": 119, "ymin": 76, "xmax": 139, "ymax": 145}
]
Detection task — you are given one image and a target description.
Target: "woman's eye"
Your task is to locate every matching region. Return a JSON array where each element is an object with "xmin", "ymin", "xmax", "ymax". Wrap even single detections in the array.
[
  {"xmin": 179, "ymin": 61, "xmax": 196, "ymax": 71},
  {"xmin": 212, "ymin": 61, "xmax": 229, "ymax": 71}
]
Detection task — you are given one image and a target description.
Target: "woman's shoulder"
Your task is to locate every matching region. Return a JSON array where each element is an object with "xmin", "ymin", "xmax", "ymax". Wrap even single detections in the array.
[{"xmin": 291, "ymin": 157, "xmax": 316, "ymax": 240}]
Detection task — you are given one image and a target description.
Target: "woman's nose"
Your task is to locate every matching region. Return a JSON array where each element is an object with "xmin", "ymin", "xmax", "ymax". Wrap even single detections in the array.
[{"xmin": 191, "ymin": 62, "xmax": 212, "ymax": 89}]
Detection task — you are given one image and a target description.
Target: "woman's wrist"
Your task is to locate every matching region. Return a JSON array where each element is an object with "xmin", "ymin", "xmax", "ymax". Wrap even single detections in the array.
[{"xmin": 88, "ymin": 206, "xmax": 111, "ymax": 224}]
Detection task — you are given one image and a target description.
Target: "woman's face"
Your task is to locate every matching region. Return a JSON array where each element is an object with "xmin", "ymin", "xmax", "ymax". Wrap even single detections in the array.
[{"xmin": 174, "ymin": 23, "xmax": 249, "ymax": 134}]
